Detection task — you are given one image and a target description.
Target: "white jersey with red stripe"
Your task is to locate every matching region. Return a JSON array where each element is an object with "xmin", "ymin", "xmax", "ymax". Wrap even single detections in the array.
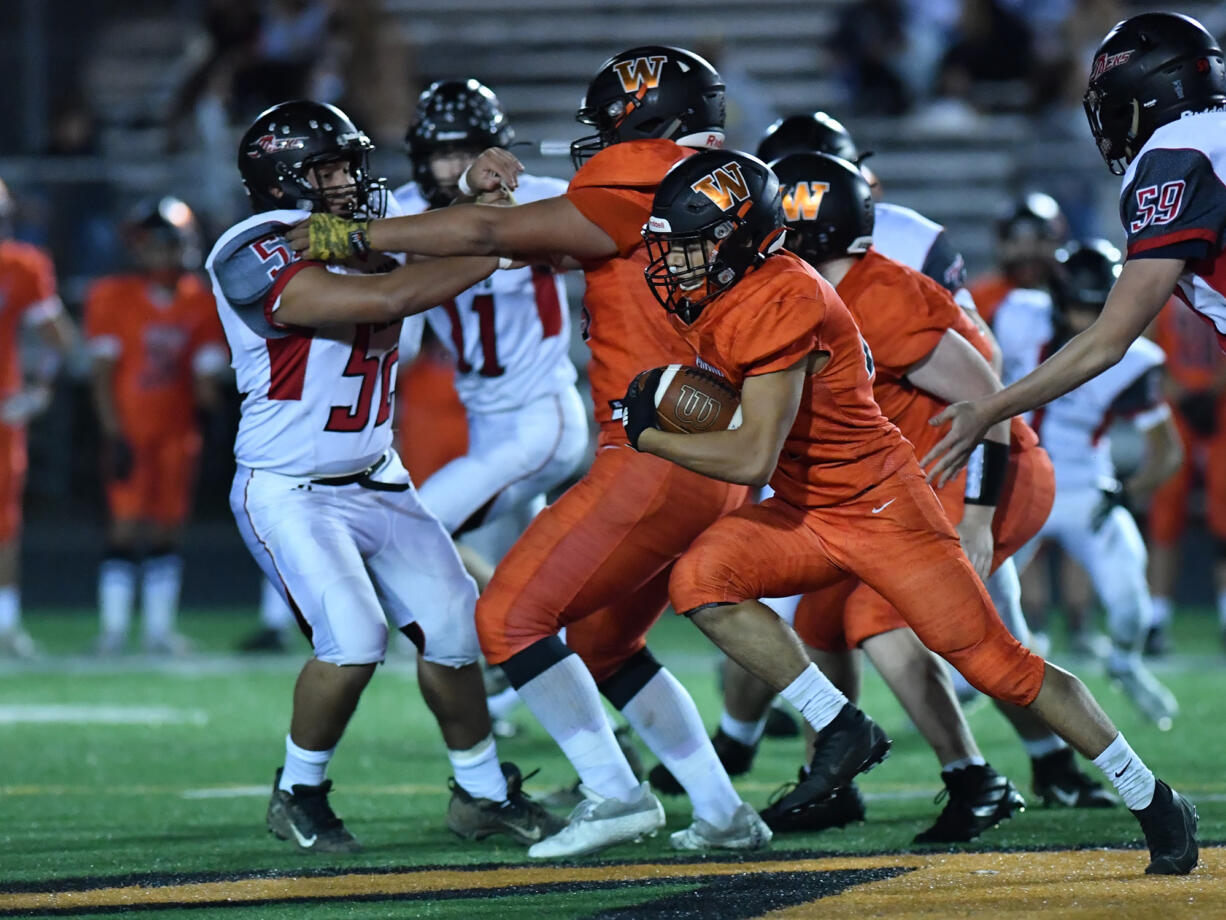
[
  {"xmin": 393, "ymin": 175, "xmax": 577, "ymax": 413},
  {"xmin": 1120, "ymin": 109, "xmax": 1226, "ymax": 344},
  {"xmin": 206, "ymin": 209, "xmax": 402, "ymax": 477},
  {"xmin": 994, "ymin": 288, "xmax": 1168, "ymax": 491}
]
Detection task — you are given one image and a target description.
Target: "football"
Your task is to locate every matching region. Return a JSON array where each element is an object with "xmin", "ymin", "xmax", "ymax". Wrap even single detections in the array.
[{"xmin": 653, "ymin": 364, "xmax": 743, "ymax": 434}]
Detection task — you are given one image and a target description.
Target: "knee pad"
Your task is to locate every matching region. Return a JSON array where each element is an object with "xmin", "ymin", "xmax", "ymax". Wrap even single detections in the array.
[{"xmin": 319, "ymin": 618, "xmax": 388, "ymax": 666}]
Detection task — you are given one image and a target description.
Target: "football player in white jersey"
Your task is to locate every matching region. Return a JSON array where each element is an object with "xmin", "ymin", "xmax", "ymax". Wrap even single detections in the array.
[
  {"xmin": 996, "ymin": 240, "xmax": 1184, "ymax": 727},
  {"xmin": 207, "ymin": 100, "xmax": 562, "ymax": 853},
  {"xmin": 396, "ymin": 80, "xmax": 587, "ymax": 570}
]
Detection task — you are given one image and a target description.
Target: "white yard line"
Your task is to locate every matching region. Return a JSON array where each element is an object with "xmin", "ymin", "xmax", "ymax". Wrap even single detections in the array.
[{"xmin": 0, "ymin": 704, "xmax": 208, "ymax": 725}]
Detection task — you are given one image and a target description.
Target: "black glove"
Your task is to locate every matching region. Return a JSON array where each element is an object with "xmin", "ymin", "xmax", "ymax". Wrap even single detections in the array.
[
  {"xmin": 103, "ymin": 435, "xmax": 134, "ymax": 482},
  {"xmin": 1178, "ymin": 389, "xmax": 1219, "ymax": 438},
  {"xmin": 621, "ymin": 367, "xmax": 664, "ymax": 450},
  {"xmin": 1090, "ymin": 478, "xmax": 1132, "ymax": 532}
]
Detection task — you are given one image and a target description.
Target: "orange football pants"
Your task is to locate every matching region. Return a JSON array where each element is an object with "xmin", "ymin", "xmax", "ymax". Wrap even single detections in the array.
[
  {"xmin": 476, "ymin": 428, "xmax": 748, "ymax": 681},
  {"xmin": 0, "ymin": 423, "xmax": 27, "ymax": 544},
  {"xmin": 106, "ymin": 431, "xmax": 201, "ymax": 528},
  {"xmin": 1149, "ymin": 401, "xmax": 1226, "ymax": 543},
  {"xmin": 807, "ymin": 443, "xmax": 1055, "ymax": 651},
  {"xmin": 670, "ymin": 462, "xmax": 1045, "ymax": 706}
]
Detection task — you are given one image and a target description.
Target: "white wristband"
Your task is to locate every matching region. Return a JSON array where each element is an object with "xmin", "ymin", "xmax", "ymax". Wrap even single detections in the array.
[
  {"xmin": 498, "ymin": 257, "xmax": 514, "ymax": 269},
  {"xmin": 458, "ymin": 169, "xmax": 475, "ymax": 197}
]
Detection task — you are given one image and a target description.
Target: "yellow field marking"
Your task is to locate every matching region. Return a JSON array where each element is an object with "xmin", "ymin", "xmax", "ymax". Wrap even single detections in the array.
[
  {"xmin": 1, "ymin": 849, "xmax": 1222, "ymax": 916},
  {"xmin": 767, "ymin": 848, "xmax": 1226, "ymax": 919}
]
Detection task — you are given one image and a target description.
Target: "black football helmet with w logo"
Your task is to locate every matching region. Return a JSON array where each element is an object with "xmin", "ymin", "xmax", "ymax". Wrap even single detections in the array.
[
  {"xmin": 238, "ymin": 100, "xmax": 387, "ymax": 216},
  {"xmin": 642, "ymin": 150, "xmax": 785, "ymax": 323},
  {"xmin": 768, "ymin": 152, "xmax": 874, "ymax": 267},
  {"xmin": 1085, "ymin": 12, "xmax": 1226, "ymax": 175},
  {"xmin": 571, "ymin": 45, "xmax": 726, "ymax": 169}
]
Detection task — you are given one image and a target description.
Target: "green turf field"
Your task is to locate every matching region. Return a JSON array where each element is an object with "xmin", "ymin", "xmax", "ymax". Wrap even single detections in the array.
[{"xmin": 1, "ymin": 608, "xmax": 1222, "ymax": 918}]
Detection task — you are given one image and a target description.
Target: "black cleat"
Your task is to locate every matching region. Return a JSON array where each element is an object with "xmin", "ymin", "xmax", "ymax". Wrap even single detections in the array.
[
  {"xmin": 1143, "ymin": 625, "xmax": 1170, "ymax": 658},
  {"xmin": 764, "ymin": 702, "xmax": 801, "ymax": 738},
  {"xmin": 770, "ymin": 705, "xmax": 889, "ymax": 815},
  {"xmin": 1032, "ymin": 748, "xmax": 1117, "ymax": 809},
  {"xmin": 447, "ymin": 762, "xmax": 566, "ymax": 846},
  {"xmin": 1132, "ymin": 779, "xmax": 1199, "ymax": 875},
  {"xmin": 914, "ymin": 764, "xmax": 1025, "ymax": 843},
  {"xmin": 760, "ymin": 777, "xmax": 865, "ymax": 833},
  {"xmin": 649, "ymin": 728, "xmax": 758, "ymax": 796},
  {"xmin": 266, "ymin": 768, "xmax": 362, "ymax": 853}
]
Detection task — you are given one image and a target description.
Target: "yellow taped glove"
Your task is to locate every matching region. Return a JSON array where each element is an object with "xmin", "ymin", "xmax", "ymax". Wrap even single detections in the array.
[{"xmin": 307, "ymin": 213, "xmax": 369, "ymax": 261}]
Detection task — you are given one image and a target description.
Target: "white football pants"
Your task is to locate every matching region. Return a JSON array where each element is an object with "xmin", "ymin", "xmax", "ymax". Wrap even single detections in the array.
[{"xmin": 231, "ymin": 450, "xmax": 480, "ymax": 667}]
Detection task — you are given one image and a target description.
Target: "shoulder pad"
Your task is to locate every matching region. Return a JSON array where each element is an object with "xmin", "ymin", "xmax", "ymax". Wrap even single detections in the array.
[{"xmin": 208, "ymin": 213, "xmax": 304, "ymax": 306}]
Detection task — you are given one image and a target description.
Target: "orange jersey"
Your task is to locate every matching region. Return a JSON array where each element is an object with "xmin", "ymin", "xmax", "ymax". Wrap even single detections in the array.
[
  {"xmin": 1153, "ymin": 297, "xmax": 1225, "ymax": 391},
  {"xmin": 565, "ymin": 139, "xmax": 700, "ymax": 432},
  {"xmin": 0, "ymin": 240, "xmax": 58, "ymax": 400},
  {"xmin": 967, "ymin": 274, "xmax": 1013, "ymax": 324},
  {"xmin": 84, "ymin": 273, "xmax": 225, "ymax": 442},
  {"xmin": 667, "ymin": 252, "xmax": 909, "ymax": 508}
]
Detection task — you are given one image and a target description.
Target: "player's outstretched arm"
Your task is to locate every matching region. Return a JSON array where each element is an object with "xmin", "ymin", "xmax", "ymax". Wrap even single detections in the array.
[
  {"xmin": 274, "ymin": 257, "xmax": 499, "ymax": 327},
  {"xmin": 922, "ymin": 257, "xmax": 1185, "ymax": 485},
  {"xmin": 635, "ymin": 359, "xmax": 809, "ymax": 486},
  {"xmin": 289, "ymin": 196, "xmax": 619, "ymax": 265}
]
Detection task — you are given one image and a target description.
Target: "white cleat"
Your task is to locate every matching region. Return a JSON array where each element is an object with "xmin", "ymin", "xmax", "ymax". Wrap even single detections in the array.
[
  {"xmin": 669, "ymin": 802, "xmax": 773, "ymax": 851},
  {"xmin": 527, "ymin": 781, "xmax": 665, "ymax": 858},
  {"xmin": 1109, "ymin": 659, "xmax": 1178, "ymax": 731}
]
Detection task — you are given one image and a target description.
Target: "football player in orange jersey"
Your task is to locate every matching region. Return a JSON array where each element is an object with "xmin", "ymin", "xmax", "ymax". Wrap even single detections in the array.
[
  {"xmin": 289, "ymin": 46, "xmax": 889, "ymax": 859},
  {"xmin": 85, "ymin": 197, "xmax": 228, "ymax": 655},
  {"xmin": 624, "ymin": 149, "xmax": 1197, "ymax": 875},
  {"xmin": 0, "ymin": 177, "xmax": 76, "ymax": 658}
]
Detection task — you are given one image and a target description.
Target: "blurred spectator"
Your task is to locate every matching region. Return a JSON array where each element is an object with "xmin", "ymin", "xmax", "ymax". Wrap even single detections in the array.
[
  {"xmin": 695, "ymin": 38, "xmax": 780, "ymax": 151},
  {"xmin": 934, "ymin": 0, "xmax": 1035, "ymax": 114},
  {"xmin": 828, "ymin": 0, "xmax": 912, "ymax": 116}
]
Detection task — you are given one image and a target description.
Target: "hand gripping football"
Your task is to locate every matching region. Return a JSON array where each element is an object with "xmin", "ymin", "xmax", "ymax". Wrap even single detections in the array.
[{"xmin": 653, "ymin": 364, "xmax": 743, "ymax": 434}]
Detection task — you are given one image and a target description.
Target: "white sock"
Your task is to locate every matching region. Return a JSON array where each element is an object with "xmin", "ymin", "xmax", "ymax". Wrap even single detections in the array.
[
  {"xmin": 99, "ymin": 558, "xmax": 138, "ymax": 637},
  {"xmin": 1022, "ymin": 735, "xmax": 1069, "ymax": 759},
  {"xmin": 1107, "ymin": 646, "xmax": 1139, "ymax": 676},
  {"xmin": 719, "ymin": 709, "xmax": 767, "ymax": 747},
  {"xmin": 260, "ymin": 579, "xmax": 295, "ymax": 630},
  {"xmin": 142, "ymin": 554, "xmax": 183, "ymax": 640},
  {"xmin": 0, "ymin": 585, "xmax": 19, "ymax": 632},
  {"xmin": 486, "ymin": 686, "xmax": 521, "ymax": 721},
  {"xmin": 780, "ymin": 663, "xmax": 848, "ymax": 733},
  {"xmin": 941, "ymin": 755, "xmax": 987, "ymax": 774},
  {"xmin": 1091, "ymin": 732, "xmax": 1156, "ymax": 810},
  {"xmin": 281, "ymin": 735, "xmax": 334, "ymax": 791},
  {"xmin": 1150, "ymin": 596, "xmax": 1173, "ymax": 629},
  {"xmin": 515, "ymin": 654, "xmax": 641, "ymax": 802},
  {"xmin": 448, "ymin": 734, "xmax": 507, "ymax": 802},
  {"xmin": 621, "ymin": 669, "xmax": 741, "ymax": 827}
]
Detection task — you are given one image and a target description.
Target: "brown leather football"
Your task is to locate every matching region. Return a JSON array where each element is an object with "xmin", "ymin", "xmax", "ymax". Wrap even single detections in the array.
[{"xmin": 653, "ymin": 364, "xmax": 743, "ymax": 434}]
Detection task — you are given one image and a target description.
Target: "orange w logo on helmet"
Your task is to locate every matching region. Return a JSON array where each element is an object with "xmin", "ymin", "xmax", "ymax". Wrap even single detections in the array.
[
  {"xmin": 690, "ymin": 162, "xmax": 750, "ymax": 212},
  {"xmin": 612, "ymin": 56, "xmax": 669, "ymax": 93},
  {"xmin": 782, "ymin": 181, "xmax": 829, "ymax": 221}
]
